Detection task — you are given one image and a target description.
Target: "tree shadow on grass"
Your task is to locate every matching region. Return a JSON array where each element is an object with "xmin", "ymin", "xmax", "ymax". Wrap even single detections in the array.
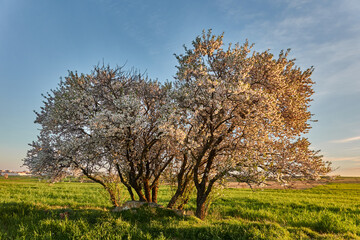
[
  {"xmin": 0, "ymin": 202, "xmax": 113, "ymax": 239},
  {"xmin": 2, "ymin": 202, "xmax": 273, "ymax": 239},
  {"xmin": 0, "ymin": 202, "xmax": 189, "ymax": 239},
  {"xmin": 1, "ymin": 202, "xmax": 358, "ymax": 239}
]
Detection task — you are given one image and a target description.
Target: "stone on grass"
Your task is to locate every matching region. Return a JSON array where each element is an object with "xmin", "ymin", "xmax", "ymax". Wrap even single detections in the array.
[{"xmin": 112, "ymin": 201, "xmax": 162, "ymax": 212}]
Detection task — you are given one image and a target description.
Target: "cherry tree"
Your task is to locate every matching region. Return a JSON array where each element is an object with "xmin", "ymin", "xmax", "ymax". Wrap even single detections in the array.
[
  {"xmin": 24, "ymin": 65, "xmax": 172, "ymax": 206},
  {"xmin": 24, "ymin": 31, "xmax": 331, "ymax": 219},
  {"xmin": 172, "ymin": 30, "xmax": 331, "ymax": 219}
]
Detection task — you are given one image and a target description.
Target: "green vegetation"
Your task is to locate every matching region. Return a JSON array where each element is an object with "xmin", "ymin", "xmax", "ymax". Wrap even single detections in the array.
[{"xmin": 1, "ymin": 177, "xmax": 359, "ymax": 239}]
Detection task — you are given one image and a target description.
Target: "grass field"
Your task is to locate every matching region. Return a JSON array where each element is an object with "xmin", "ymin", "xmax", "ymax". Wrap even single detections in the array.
[{"xmin": 0, "ymin": 177, "xmax": 359, "ymax": 239}]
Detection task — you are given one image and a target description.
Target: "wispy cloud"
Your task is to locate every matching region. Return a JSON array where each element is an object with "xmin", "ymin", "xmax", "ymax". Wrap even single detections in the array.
[
  {"xmin": 324, "ymin": 156, "xmax": 360, "ymax": 162},
  {"xmin": 217, "ymin": 0, "xmax": 360, "ymax": 96},
  {"xmin": 332, "ymin": 136, "xmax": 360, "ymax": 143},
  {"xmin": 325, "ymin": 156, "xmax": 360, "ymax": 176},
  {"xmin": 330, "ymin": 167, "xmax": 360, "ymax": 176}
]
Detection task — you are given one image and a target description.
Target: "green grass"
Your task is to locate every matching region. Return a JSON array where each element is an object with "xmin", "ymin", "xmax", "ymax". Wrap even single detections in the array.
[{"xmin": 0, "ymin": 176, "xmax": 359, "ymax": 239}]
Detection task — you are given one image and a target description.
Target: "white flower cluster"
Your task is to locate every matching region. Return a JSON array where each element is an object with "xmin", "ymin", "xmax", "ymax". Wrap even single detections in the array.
[{"xmin": 24, "ymin": 31, "xmax": 330, "ymax": 218}]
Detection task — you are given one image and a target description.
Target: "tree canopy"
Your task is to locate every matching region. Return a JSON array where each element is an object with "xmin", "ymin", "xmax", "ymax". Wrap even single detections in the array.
[
  {"xmin": 171, "ymin": 31, "xmax": 330, "ymax": 218},
  {"xmin": 24, "ymin": 30, "xmax": 331, "ymax": 219}
]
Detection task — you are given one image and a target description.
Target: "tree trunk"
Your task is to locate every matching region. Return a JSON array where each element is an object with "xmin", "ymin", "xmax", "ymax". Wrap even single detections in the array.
[
  {"xmin": 194, "ymin": 170, "xmax": 209, "ymax": 219},
  {"xmin": 151, "ymin": 179, "xmax": 159, "ymax": 203},
  {"xmin": 167, "ymin": 182, "xmax": 190, "ymax": 209},
  {"xmin": 126, "ymin": 186, "xmax": 135, "ymax": 201},
  {"xmin": 167, "ymin": 190, "xmax": 181, "ymax": 209},
  {"xmin": 136, "ymin": 190, "xmax": 147, "ymax": 202},
  {"xmin": 177, "ymin": 194, "xmax": 190, "ymax": 210},
  {"xmin": 117, "ymin": 171, "xmax": 135, "ymax": 201},
  {"xmin": 80, "ymin": 169, "xmax": 120, "ymax": 207},
  {"xmin": 133, "ymin": 185, "xmax": 147, "ymax": 202},
  {"xmin": 144, "ymin": 179, "xmax": 151, "ymax": 202},
  {"xmin": 167, "ymin": 153, "xmax": 192, "ymax": 209},
  {"xmin": 106, "ymin": 188, "xmax": 119, "ymax": 207},
  {"xmin": 195, "ymin": 195, "xmax": 208, "ymax": 220},
  {"xmin": 193, "ymin": 147, "xmax": 221, "ymax": 219}
]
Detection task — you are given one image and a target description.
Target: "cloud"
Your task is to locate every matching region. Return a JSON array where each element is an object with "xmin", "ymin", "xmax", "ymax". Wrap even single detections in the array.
[
  {"xmin": 324, "ymin": 156, "xmax": 360, "ymax": 162},
  {"xmin": 216, "ymin": 0, "xmax": 360, "ymax": 96},
  {"xmin": 329, "ymin": 167, "xmax": 360, "ymax": 177},
  {"xmin": 325, "ymin": 157, "xmax": 360, "ymax": 176},
  {"xmin": 332, "ymin": 136, "xmax": 360, "ymax": 143}
]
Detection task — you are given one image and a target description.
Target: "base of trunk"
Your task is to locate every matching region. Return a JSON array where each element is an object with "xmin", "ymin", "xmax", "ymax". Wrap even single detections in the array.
[{"xmin": 195, "ymin": 198, "xmax": 208, "ymax": 220}]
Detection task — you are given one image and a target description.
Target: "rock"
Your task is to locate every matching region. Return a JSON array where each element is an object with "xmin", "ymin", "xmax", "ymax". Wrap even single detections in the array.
[
  {"xmin": 112, "ymin": 201, "xmax": 163, "ymax": 212},
  {"xmin": 59, "ymin": 211, "xmax": 70, "ymax": 219},
  {"xmin": 112, "ymin": 201, "xmax": 191, "ymax": 217},
  {"xmin": 173, "ymin": 209, "xmax": 186, "ymax": 216}
]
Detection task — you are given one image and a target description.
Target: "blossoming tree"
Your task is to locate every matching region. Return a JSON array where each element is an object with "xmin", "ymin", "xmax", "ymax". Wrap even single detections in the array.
[
  {"xmin": 171, "ymin": 30, "xmax": 331, "ymax": 219},
  {"xmin": 24, "ymin": 66, "xmax": 173, "ymax": 206},
  {"xmin": 24, "ymin": 30, "xmax": 331, "ymax": 219}
]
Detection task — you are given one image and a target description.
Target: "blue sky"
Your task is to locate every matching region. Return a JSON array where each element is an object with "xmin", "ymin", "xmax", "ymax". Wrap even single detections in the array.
[{"xmin": 1, "ymin": 0, "xmax": 359, "ymax": 176}]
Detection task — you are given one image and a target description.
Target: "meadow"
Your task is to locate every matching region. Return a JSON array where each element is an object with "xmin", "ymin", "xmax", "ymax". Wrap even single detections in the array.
[{"xmin": 0, "ymin": 177, "xmax": 359, "ymax": 239}]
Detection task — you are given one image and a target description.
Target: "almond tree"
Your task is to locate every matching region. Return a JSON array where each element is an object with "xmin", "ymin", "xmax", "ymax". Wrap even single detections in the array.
[{"xmin": 173, "ymin": 30, "xmax": 331, "ymax": 219}]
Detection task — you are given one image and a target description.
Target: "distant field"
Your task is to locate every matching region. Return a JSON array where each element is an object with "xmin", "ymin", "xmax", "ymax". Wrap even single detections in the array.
[{"xmin": 0, "ymin": 177, "xmax": 359, "ymax": 239}]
